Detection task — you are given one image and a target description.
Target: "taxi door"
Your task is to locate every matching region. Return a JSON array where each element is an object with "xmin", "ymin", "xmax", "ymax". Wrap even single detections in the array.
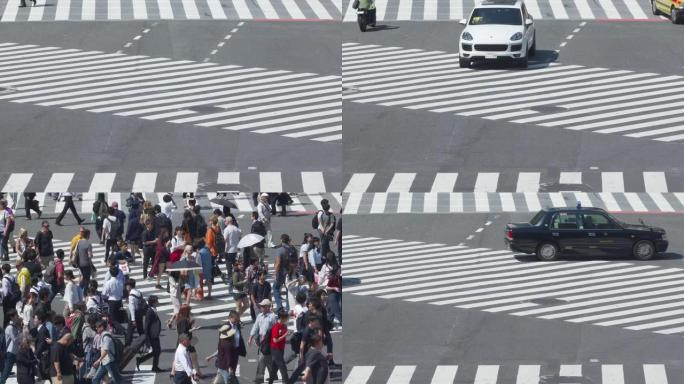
[{"xmin": 549, "ymin": 212, "xmax": 587, "ymax": 254}]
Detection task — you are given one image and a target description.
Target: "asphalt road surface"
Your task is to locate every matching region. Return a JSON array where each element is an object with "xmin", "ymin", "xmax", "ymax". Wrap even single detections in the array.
[
  {"xmin": 343, "ymin": 213, "xmax": 684, "ymax": 383},
  {"xmin": 0, "ymin": 20, "xmax": 342, "ymax": 190}
]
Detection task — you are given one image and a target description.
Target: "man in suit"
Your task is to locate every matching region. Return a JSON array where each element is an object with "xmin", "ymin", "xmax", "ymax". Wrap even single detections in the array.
[
  {"xmin": 23, "ymin": 192, "xmax": 42, "ymax": 220},
  {"xmin": 136, "ymin": 295, "xmax": 164, "ymax": 372},
  {"xmin": 32, "ymin": 310, "xmax": 52, "ymax": 381},
  {"xmin": 55, "ymin": 192, "xmax": 85, "ymax": 226}
]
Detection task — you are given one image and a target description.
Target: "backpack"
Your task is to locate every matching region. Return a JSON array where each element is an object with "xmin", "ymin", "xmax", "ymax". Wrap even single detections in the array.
[
  {"xmin": 327, "ymin": 268, "xmax": 341, "ymax": 290},
  {"xmin": 286, "ymin": 245, "xmax": 298, "ymax": 267},
  {"xmin": 69, "ymin": 312, "xmax": 85, "ymax": 341},
  {"xmin": 3, "ymin": 276, "xmax": 21, "ymax": 305},
  {"xmin": 311, "ymin": 211, "xmax": 320, "ymax": 229},
  {"xmin": 103, "ymin": 333, "xmax": 124, "ymax": 361},
  {"xmin": 92, "ymin": 201, "xmax": 101, "ymax": 215},
  {"xmin": 106, "ymin": 218, "xmax": 120, "ymax": 240},
  {"xmin": 44, "ymin": 262, "xmax": 57, "ymax": 284},
  {"xmin": 130, "ymin": 291, "xmax": 148, "ymax": 315},
  {"xmin": 195, "ymin": 214, "xmax": 207, "ymax": 239},
  {"xmin": 312, "ymin": 211, "xmax": 336, "ymax": 234}
]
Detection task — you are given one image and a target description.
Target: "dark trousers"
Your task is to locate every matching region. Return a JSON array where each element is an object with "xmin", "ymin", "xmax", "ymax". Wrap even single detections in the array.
[
  {"xmin": 56, "ymin": 196, "xmax": 83, "ymax": 224},
  {"xmin": 139, "ymin": 337, "xmax": 161, "ymax": 369},
  {"xmin": 2, "ymin": 299, "xmax": 14, "ymax": 327},
  {"xmin": 24, "ymin": 194, "xmax": 40, "ymax": 218},
  {"xmin": 142, "ymin": 247, "xmax": 154, "ymax": 278},
  {"xmin": 226, "ymin": 252, "xmax": 237, "ymax": 287},
  {"xmin": 105, "ymin": 238, "xmax": 118, "ymax": 262},
  {"xmin": 320, "ymin": 234, "xmax": 331, "ymax": 261},
  {"xmin": 327, "ymin": 291, "xmax": 342, "ymax": 326},
  {"xmin": 125, "ymin": 313, "xmax": 144, "ymax": 346},
  {"xmin": 174, "ymin": 371, "xmax": 192, "ymax": 384},
  {"xmin": 108, "ymin": 300, "xmax": 123, "ymax": 330}
]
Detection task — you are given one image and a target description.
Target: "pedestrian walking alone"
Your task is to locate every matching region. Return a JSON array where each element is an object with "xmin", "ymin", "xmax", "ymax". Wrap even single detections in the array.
[{"xmin": 55, "ymin": 192, "xmax": 85, "ymax": 226}]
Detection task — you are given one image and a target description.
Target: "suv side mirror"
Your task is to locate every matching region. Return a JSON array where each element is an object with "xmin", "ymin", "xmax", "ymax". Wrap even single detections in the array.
[
  {"xmin": 525, "ymin": 18, "xmax": 533, "ymax": 25},
  {"xmin": 459, "ymin": 19, "xmax": 467, "ymax": 25}
]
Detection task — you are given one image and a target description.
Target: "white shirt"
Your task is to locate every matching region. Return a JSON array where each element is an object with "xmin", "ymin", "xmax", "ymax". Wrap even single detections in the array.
[
  {"xmin": 300, "ymin": 243, "xmax": 310, "ymax": 261},
  {"xmin": 174, "ymin": 343, "xmax": 195, "ymax": 376},
  {"xmin": 103, "ymin": 215, "xmax": 117, "ymax": 239},
  {"xmin": 160, "ymin": 200, "xmax": 176, "ymax": 219},
  {"xmin": 223, "ymin": 225, "xmax": 241, "ymax": 253},
  {"xmin": 103, "ymin": 274, "xmax": 124, "ymax": 301},
  {"xmin": 318, "ymin": 264, "xmax": 331, "ymax": 287},
  {"xmin": 1, "ymin": 274, "xmax": 14, "ymax": 300},
  {"xmin": 128, "ymin": 288, "xmax": 142, "ymax": 319},
  {"xmin": 257, "ymin": 201, "xmax": 271, "ymax": 227},
  {"xmin": 63, "ymin": 280, "xmax": 83, "ymax": 310},
  {"xmin": 308, "ymin": 247, "xmax": 322, "ymax": 267},
  {"xmin": 171, "ymin": 236, "xmax": 185, "ymax": 252}
]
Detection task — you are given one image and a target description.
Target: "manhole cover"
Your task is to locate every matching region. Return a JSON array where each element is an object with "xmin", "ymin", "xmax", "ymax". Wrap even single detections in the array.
[
  {"xmin": 529, "ymin": 105, "xmax": 567, "ymax": 113},
  {"xmin": 528, "ymin": 297, "xmax": 567, "ymax": 306},
  {"xmin": 187, "ymin": 105, "xmax": 225, "ymax": 113}
]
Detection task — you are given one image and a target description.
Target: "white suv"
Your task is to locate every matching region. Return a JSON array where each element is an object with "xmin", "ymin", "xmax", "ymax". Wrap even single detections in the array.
[{"xmin": 459, "ymin": 0, "xmax": 536, "ymax": 68}]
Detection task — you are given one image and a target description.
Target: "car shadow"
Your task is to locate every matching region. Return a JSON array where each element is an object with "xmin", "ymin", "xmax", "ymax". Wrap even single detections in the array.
[
  {"xmin": 469, "ymin": 49, "xmax": 559, "ymax": 70},
  {"xmin": 514, "ymin": 252, "xmax": 684, "ymax": 262},
  {"xmin": 364, "ymin": 24, "xmax": 400, "ymax": 32}
]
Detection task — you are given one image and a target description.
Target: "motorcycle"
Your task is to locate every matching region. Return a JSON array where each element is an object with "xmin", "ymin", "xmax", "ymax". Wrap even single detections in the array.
[{"xmin": 353, "ymin": 0, "xmax": 376, "ymax": 32}]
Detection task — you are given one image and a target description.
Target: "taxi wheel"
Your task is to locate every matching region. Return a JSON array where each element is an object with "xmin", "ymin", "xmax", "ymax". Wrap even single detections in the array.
[
  {"xmin": 459, "ymin": 58, "xmax": 470, "ymax": 68},
  {"xmin": 633, "ymin": 240, "xmax": 655, "ymax": 260},
  {"xmin": 651, "ymin": 0, "xmax": 661, "ymax": 15},
  {"xmin": 671, "ymin": 7, "xmax": 681, "ymax": 23},
  {"xmin": 536, "ymin": 242, "xmax": 559, "ymax": 261}
]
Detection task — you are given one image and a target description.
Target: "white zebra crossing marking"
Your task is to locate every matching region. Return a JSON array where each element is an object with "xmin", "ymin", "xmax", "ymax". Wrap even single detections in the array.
[
  {"xmin": 644, "ymin": 172, "xmax": 668, "ymax": 192},
  {"xmin": 217, "ymin": 171, "xmax": 240, "ymax": 185},
  {"xmin": 387, "ymin": 366, "xmax": 416, "ymax": 384},
  {"xmin": 182, "ymin": 0, "xmax": 201, "ymax": 19},
  {"xmin": 431, "ymin": 366, "xmax": 459, "ymax": 384},
  {"xmin": 643, "ymin": 364, "xmax": 669, "ymax": 384},
  {"xmin": 55, "ymin": 0, "xmax": 72, "ymax": 20},
  {"xmin": 602, "ymin": 172, "xmax": 624, "ymax": 192},
  {"xmin": 206, "ymin": 0, "xmax": 228, "ymax": 18},
  {"xmin": 27, "ymin": 1, "xmax": 44, "ymax": 21},
  {"xmin": 474, "ymin": 172, "xmax": 499, "ymax": 192},
  {"xmin": 109, "ymin": 0, "xmax": 123, "ymax": 19},
  {"xmin": 387, "ymin": 173, "xmax": 416, "ymax": 192},
  {"xmin": 132, "ymin": 173, "xmax": 158, "ymax": 192},
  {"xmin": 474, "ymin": 365, "xmax": 499, "ymax": 384},
  {"xmin": 81, "ymin": 0, "xmax": 96, "ymax": 20},
  {"xmin": 157, "ymin": 0, "xmax": 175, "ymax": 18},
  {"xmin": 345, "ymin": 173, "xmax": 375, "ymax": 193},
  {"xmin": 430, "ymin": 173, "xmax": 458, "ymax": 192},
  {"xmin": 1, "ymin": 173, "xmax": 32, "ymax": 192},
  {"xmin": 88, "ymin": 173, "xmax": 116, "ymax": 192},
  {"xmin": 132, "ymin": 0, "xmax": 147, "ymax": 19},
  {"xmin": 559, "ymin": 171, "xmax": 582, "ymax": 185},
  {"xmin": 301, "ymin": 172, "xmax": 326, "ymax": 193},
  {"xmin": 516, "ymin": 172, "xmax": 540, "ymax": 192},
  {"xmin": 260, "ymin": 172, "xmax": 283, "ymax": 192},
  {"xmin": 516, "ymin": 365, "xmax": 540, "ymax": 384},
  {"xmin": 174, "ymin": 172, "xmax": 199, "ymax": 192}
]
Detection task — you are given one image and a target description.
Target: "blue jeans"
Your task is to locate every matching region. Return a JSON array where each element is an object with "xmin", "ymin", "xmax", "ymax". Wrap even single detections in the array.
[
  {"xmin": 0, "ymin": 352, "xmax": 16, "ymax": 384},
  {"xmin": 0, "ymin": 233, "xmax": 7, "ymax": 261},
  {"xmin": 92, "ymin": 362, "xmax": 123, "ymax": 384},
  {"xmin": 217, "ymin": 368, "xmax": 239, "ymax": 384},
  {"xmin": 273, "ymin": 273, "xmax": 289, "ymax": 312}
]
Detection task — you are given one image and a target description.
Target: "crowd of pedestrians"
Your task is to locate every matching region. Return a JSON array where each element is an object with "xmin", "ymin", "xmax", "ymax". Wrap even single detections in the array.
[{"xmin": 0, "ymin": 192, "xmax": 341, "ymax": 384}]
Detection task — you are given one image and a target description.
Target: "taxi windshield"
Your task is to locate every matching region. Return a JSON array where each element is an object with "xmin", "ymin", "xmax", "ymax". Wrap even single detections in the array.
[{"xmin": 469, "ymin": 8, "xmax": 522, "ymax": 25}]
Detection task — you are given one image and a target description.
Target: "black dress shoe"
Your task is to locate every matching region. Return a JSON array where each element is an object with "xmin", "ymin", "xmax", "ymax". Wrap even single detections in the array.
[
  {"xmin": 19, "ymin": 4, "xmax": 26, "ymax": 7},
  {"xmin": 37, "ymin": 210, "xmax": 42, "ymax": 218},
  {"xmin": 78, "ymin": 218, "xmax": 85, "ymax": 224},
  {"xmin": 152, "ymin": 367, "xmax": 167, "ymax": 372},
  {"xmin": 55, "ymin": 222, "xmax": 63, "ymax": 226}
]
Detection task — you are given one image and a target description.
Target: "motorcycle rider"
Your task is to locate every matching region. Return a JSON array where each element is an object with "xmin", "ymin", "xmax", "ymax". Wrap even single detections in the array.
[{"xmin": 354, "ymin": 0, "xmax": 376, "ymax": 27}]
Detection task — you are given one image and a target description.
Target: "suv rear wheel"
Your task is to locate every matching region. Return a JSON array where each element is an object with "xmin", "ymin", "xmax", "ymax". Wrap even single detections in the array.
[{"xmin": 536, "ymin": 242, "xmax": 559, "ymax": 261}]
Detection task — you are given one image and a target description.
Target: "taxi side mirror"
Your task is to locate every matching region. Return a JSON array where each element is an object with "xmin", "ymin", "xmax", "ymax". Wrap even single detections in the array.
[
  {"xmin": 525, "ymin": 18, "xmax": 533, "ymax": 25},
  {"xmin": 459, "ymin": 19, "xmax": 467, "ymax": 25}
]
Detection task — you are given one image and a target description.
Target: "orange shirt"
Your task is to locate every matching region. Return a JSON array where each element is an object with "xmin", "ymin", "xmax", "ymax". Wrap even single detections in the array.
[{"xmin": 205, "ymin": 226, "xmax": 218, "ymax": 257}]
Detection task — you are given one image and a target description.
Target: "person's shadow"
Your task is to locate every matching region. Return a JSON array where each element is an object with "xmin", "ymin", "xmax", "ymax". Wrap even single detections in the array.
[{"xmin": 365, "ymin": 24, "xmax": 400, "ymax": 32}]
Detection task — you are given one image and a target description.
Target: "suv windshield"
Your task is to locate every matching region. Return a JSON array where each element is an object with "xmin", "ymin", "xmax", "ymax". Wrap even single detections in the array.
[{"xmin": 469, "ymin": 8, "xmax": 522, "ymax": 25}]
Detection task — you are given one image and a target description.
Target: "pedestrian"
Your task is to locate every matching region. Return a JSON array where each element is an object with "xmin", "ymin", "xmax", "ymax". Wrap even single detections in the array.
[
  {"xmin": 14, "ymin": 228, "xmax": 31, "ymax": 260},
  {"xmin": 136, "ymin": 295, "xmax": 164, "ymax": 372},
  {"xmin": 0, "ymin": 200, "xmax": 14, "ymax": 264},
  {"xmin": 68, "ymin": 226, "xmax": 85, "ymax": 266},
  {"xmin": 93, "ymin": 194, "xmax": 109, "ymax": 241},
  {"xmin": 55, "ymin": 192, "xmax": 85, "ymax": 226},
  {"xmin": 0, "ymin": 309, "xmax": 20, "ymax": 384},
  {"xmin": 166, "ymin": 270, "xmax": 181, "ymax": 329},
  {"xmin": 257, "ymin": 194, "xmax": 275, "ymax": 248},
  {"xmin": 334, "ymin": 207, "xmax": 342, "ymax": 264},
  {"xmin": 270, "ymin": 309, "xmax": 290, "ymax": 383},
  {"xmin": 75, "ymin": 229, "xmax": 94, "ymax": 292},
  {"xmin": 125, "ymin": 278, "xmax": 144, "ymax": 347},
  {"xmin": 173, "ymin": 334, "xmax": 198, "ymax": 384},
  {"xmin": 23, "ymin": 192, "xmax": 42, "ymax": 220},
  {"xmin": 1, "ymin": 263, "xmax": 19, "ymax": 327},
  {"xmin": 153, "ymin": 204, "xmax": 173, "ymax": 241},
  {"xmin": 102, "ymin": 207, "xmax": 121, "ymax": 262},
  {"xmin": 250, "ymin": 211, "xmax": 267, "ymax": 264},
  {"xmin": 205, "ymin": 215, "xmax": 220, "ymax": 264},
  {"xmin": 248, "ymin": 299, "xmax": 277, "ymax": 384},
  {"xmin": 20, "ymin": 290, "xmax": 36, "ymax": 334},
  {"xmin": 175, "ymin": 304, "xmax": 203, "ymax": 378},
  {"xmin": 250, "ymin": 271, "xmax": 272, "ymax": 322},
  {"xmin": 34, "ymin": 220, "xmax": 54, "ymax": 267},
  {"xmin": 126, "ymin": 214, "xmax": 144, "ymax": 262},
  {"xmin": 34, "ymin": 310, "xmax": 52, "ymax": 381},
  {"xmin": 169, "ymin": 226, "xmax": 187, "ymax": 264},
  {"xmin": 274, "ymin": 234, "xmax": 296, "ymax": 312},
  {"xmin": 141, "ymin": 220, "xmax": 156, "ymax": 280},
  {"xmin": 110, "ymin": 202, "xmax": 127, "ymax": 240},
  {"xmin": 316, "ymin": 199, "xmax": 336, "ymax": 262},
  {"xmin": 50, "ymin": 333, "xmax": 82, "ymax": 384},
  {"xmin": 49, "ymin": 248, "xmax": 66, "ymax": 298},
  {"xmin": 91, "ymin": 319, "xmax": 124, "ymax": 384},
  {"xmin": 15, "ymin": 337, "xmax": 36, "ymax": 384},
  {"xmin": 275, "ymin": 193, "xmax": 293, "ymax": 217},
  {"xmin": 62, "ymin": 270, "xmax": 83, "ymax": 317},
  {"xmin": 319, "ymin": 253, "xmax": 342, "ymax": 328},
  {"xmin": 196, "ymin": 239, "xmax": 214, "ymax": 299},
  {"xmin": 223, "ymin": 216, "xmax": 241, "ymax": 290},
  {"xmin": 160, "ymin": 194, "xmax": 177, "ymax": 219},
  {"xmin": 232, "ymin": 260, "xmax": 249, "ymax": 317},
  {"xmin": 152, "ymin": 228, "xmax": 170, "ymax": 290},
  {"xmin": 182, "ymin": 211, "xmax": 198, "ymax": 243},
  {"xmin": 308, "ymin": 237, "xmax": 323, "ymax": 273},
  {"xmin": 180, "ymin": 245, "xmax": 199, "ymax": 304},
  {"xmin": 223, "ymin": 310, "xmax": 247, "ymax": 361},
  {"xmin": 206, "ymin": 325, "xmax": 239, "ymax": 384},
  {"xmin": 80, "ymin": 313, "xmax": 98, "ymax": 381},
  {"xmin": 301, "ymin": 333, "xmax": 328, "ymax": 384},
  {"xmin": 103, "ymin": 266, "xmax": 124, "ymax": 333}
]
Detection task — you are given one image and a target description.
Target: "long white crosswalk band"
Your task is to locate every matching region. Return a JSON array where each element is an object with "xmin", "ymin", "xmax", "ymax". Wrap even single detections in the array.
[
  {"xmin": 132, "ymin": 173, "xmax": 158, "ymax": 193},
  {"xmin": 387, "ymin": 366, "xmax": 416, "ymax": 384},
  {"xmin": 602, "ymin": 172, "xmax": 624, "ymax": 192},
  {"xmin": 157, "ymin": 0, "xmax": 175, "ymax": 18},
  {"xmin": 182, "ymin": 0, "xmax": 201, "ymax": 19},
  {"xmin": 55, "ymin": 0, "xmax": 72, "ymax": 20},
  {"xmin": 370, "ymin": 193, "xmax": 388, "ymax": 213},
  {"xmin": 131, "ymin": 0, "xmax": 147, "ymax": 19},
  {"xmin": 559, "ymin": 364, "xmax": 582, "ymax": 377},
  {"xmin": 573, "ymin": 0, "xmax": 595, "ymax": 18},
  {"xmin": 1, "ymin": 173, "xmax": 32, "ymax": 193},
  {"xmin": 302, "ymin": 172, "xmax": 326, "ymax": 193},
  {"xmin": 449, "ymin": 0, "xmax": 463, "ymax": 20},
  {"xmin": 516, "ymin": 365, "xmax": 540, "ymax": 384},
  {"xmin": 475, "ymin": 172, "xmax": 499, "ymax": 192},
  {"xmin": 344, "ymin": 366, "xmax": 375, "ymax": 384},
  {"xmin": 28, "ymin": 1, "xmax": 45, "ymax": 21},
  {"xmin": 602, "ymin": 365, "xmax": 625, "ymax": 384},
  {"xmin": 387, "ymin": 173, "xmax": 416, "ymax": 192},
  {"xmin": 643, "ymin": 172, "xmax": 668, "ymax": 192},
  {"xmin": 174, "ymin": 172, "xmax": 199, "ymax": 193},
  {"xmin": 217, "ymin": 172, "xmax": 240, "ymax": 186},
  {"xmin": 256, "ymin": 0, "xmax": 280, "ymax": 18},
  {"xmin": 431, "ymin": 365, "xmax": 458, "ymax": 384},
  {"xmin": 260, "ymin": 172, "xmax": 283, "ymax": 192},
  {"xmin": 474, "ymin": 365, "xmax": 499, "ymax": 384},
  {"xmin": 206, "ymin": 0, "xmax": 228, "ymax": 18},
  {"xmin": 81, "ymin": 0, "xmax": 95, "ymax": 20},
  {"xmin": 559, "ymin": 171, "xmax": 582, "ymax": 186},
  {"xmin": 598, "ymin": 0, "xmax": 621, "ymax": 18},
  {"xmin": 643, "ymin": 364, "xmax": 669, "ymax": 384},
  {"xmin": 623, "ymin": 0, "xmax": 648, "ymax": 18},
  {"xmin": 1, "ymin": 0, "xmax": 19, "ymax": 22}
]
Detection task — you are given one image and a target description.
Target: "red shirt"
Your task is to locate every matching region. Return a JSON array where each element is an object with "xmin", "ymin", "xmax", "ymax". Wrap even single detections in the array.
[{"xmin": 270, "ymin": 322, "xmax": 288, "ymax": 350}]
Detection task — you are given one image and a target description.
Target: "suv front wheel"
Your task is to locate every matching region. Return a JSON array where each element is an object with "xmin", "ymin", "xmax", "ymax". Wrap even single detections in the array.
[{"xmin": 459, "ymin": 58, "xmax": 470, "ymax": 68}]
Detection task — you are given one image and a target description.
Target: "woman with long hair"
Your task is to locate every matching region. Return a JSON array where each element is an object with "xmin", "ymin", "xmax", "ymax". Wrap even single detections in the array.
[
  {"xmin": 14, "ymin": 228, "xmax": 30, "ymax": 260},
  {"xmin": 319, "ymin": 252, "xmax": 342, "ymax": 327},
  {"xmin": 166, "ymin": 270, "xmax": 182, "ymax": 329},
  {"xmin": 151, "ymin": 228, "xmax": 170, "ymax": 290},
  {"xmin": 232, "ymin": 260, "xmax": 249, "ymax": 317},
  {"xmin": 182, "ymin": 210, "xmax": 197, "ymax": 243},
  {"xmin": 176, "ymin": 304, "xmax": 204, "ymax": 378},
  {"xmin": 180, "ymin": 245, "xmax": 199, "ymax": 304}
]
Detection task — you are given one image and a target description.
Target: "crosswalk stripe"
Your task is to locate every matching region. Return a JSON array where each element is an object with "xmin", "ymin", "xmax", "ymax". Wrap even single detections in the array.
[
  {"xmin": 396, "ymin": 0, "xmax": 413, "ymax": 20},
  {"xmin": 598, "ymin": 0, "xmax": 621, "ymax": 18},
  {"xmin": 548, "ymin": 0, "xmax": 569, "ymax": 18},
  {"xmin": 217, "ymin": 171, "xmax": 240, "ymax": 186},
  {"xmin": 1, "ymin": 0, "xmax": 19, "ymax": 21},
  {"xmin": 370, "ymin": 193, "xmax": 388, "ymax": 213},
  {"xmin": 475, "ymin": 173, "xmax": 499, "ymax": 192},
  {"xmin": 516, "ymin": 365, "xmax": 540, "ymax": 384},
  {"xmin": 132, "ymin": 173, "xmax": 158, "ymax": 192},
  {"xmin": 516, "ymin": 172, "xmax": 540, "ymax": 192},
  {"xmin": 644, "ymin": 172, "xmax": 668, "ymax": 192},
  {"xmin": 1, "ymin": 173, "xmax": 32, "ymax": 192},
  {"xmin": 132, "ymin": 0, "xmax": 147, "ymax": 19},
  {"xmin": 55, "ymin": 0, "xmax": 72, "ymax": 20},
  {"xmin": 573, "ymin": 0, "xmax": 595, "ymax": 18},
  {"xmin": 388, "ymin": 366, "xmax": 415, "ymax": 384},
  {"xmin": 82, "ymin": 0, "xmax": 96, "ymax": 19},
  {"xmin": 28, "ymin": 1, "xmax": 45, "ymax": 21},
  {"xmin": 260, "ymin": 172, "xmax": 283, "ymax": 192},
  {"xmin": 602, "ymin": 172, "xmax": 624, "ymax": 192},
  {"xmin": 282, "ymin": 0, "xmax": 306, "ymax": 18},
  {"xmin": 305, "ymin": 0, "xmax": 333, "ymax": 18},
  {"xmin": 232, "ymin": 0, "xmax": 254, "ymax": 18},
  {"xmin": 174, "ymin": 172, "xmax": 198, "ymax": 192},
  {"xmin": 157, "ymin": 0, "xmax": 175, "ymax": 18},
  {"xmin": 474, "ymin": 365, "xmax": 499, "ymax": 384},
  {"xmin": 345, "ymin": 173, "xmax": 375, "ymax": 193},
  {"xmin": 44, "ymin": 173, "xmax": 74, "ymax": 192},
  {"xmin": 431, "ymin": 365, "xmax": 458, "ymax": 384},
  {"xmin": 206, "ymin": 0, "xmax": 228, "ymax": 18},
  {"xmin": 424, "ymin": 0, "xmax": 437, "ymax": 19},
  {"xmin": 431, "ymin": 173, "xmax": 458, "ymax": 192},
  {"xmin": 449, "ymin": 0, "xmax": 463, "ymax": 19},
  {"xmin": 344, "ymin": 366, "xmax": 375, "ymax": 384},
  {"xmin": 623, "ymin": 0, "xmax": 648, "ymax": 18},
  {"xmin": 109, "ymin": 0, "xmax": 123, "ymax": 19},
  {"xmin": 387, "ymin": 173, "xmax": 416, "ymax": 192},
  {"xmin": 88, "ymin": 173, "xmax": 116, "ymax": 192},
  {"xmin": 182, "ymin": 0, "xmax": 201, "ymax": 18},
  {"xmin": 643, "ymin": 364, "xmax": 668, "ymax": 384},
  {"xmin": 301, "ymin": 172, "xmax": 326, "ymax": 193},
  {"xmin": 559, "ymin": 364, "xmax": 582, "ymax": 377},
  {"xmin": 256, "ymin": 0, "xmax": 280, "ymax": 18}
]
